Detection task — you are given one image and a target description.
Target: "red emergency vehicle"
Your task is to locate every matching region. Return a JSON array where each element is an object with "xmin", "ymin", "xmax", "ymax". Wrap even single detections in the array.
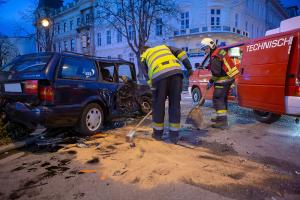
[{"xmin": 189, "ymin": 20, "xmax": 300, "ymax": 123}]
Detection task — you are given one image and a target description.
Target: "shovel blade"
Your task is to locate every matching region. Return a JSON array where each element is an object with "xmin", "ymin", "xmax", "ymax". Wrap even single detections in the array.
[{"xmin": 185, "ymin": 107, "xmax": 204, "ymax": 129}]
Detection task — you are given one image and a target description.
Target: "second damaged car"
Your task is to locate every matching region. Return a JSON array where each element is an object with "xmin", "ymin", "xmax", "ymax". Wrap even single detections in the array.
[{"xmin": 0, "ymin": 52, "xmax": 152, "ymax": 135}]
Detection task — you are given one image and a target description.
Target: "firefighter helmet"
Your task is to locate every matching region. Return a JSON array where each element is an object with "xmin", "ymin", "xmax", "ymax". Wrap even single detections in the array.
[{"xmin": 200, "ymin": 38, "xmax": 216, "ymax": 50}]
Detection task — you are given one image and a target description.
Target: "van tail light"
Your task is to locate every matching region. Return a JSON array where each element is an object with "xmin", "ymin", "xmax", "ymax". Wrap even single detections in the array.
[
  {"xmin": 39, "ymin": 86, "xmax": 54, "ymax": 103},
  {"xmin": 23, "ymin": 80, "xmax": 38, "ymax": 95},
  {"xmin": 295, "ymin": 86, "xmax": 300, "ymax": 96}
]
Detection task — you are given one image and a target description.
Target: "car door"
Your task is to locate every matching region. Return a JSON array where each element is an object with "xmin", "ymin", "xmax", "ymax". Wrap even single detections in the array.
[
  {"xmin": 53, "ymin": 56, "xmax": 100, "ymax": 124},
  {"xmin": 115, "ymin": 63, "xmax": 140, "ymax": 115},
  {"xmin": 237, "ymin": 34, "xmax": 294, "ymax": 114}
]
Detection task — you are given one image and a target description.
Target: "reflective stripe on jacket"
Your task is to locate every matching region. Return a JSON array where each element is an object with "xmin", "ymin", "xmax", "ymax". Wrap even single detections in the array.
[
  {"xmin": 212, "ymin": 48, "xmax": 239, "ymax": 78},
  {"xmin": 141, "ymin": 45, "xmax": 182, "ymax": 85}
]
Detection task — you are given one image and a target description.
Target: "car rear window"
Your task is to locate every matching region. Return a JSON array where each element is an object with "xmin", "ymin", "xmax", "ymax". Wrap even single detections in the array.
[
  {"xmin": 1, "ymin": 55, "xmax": 52, "ymax": 72},
  {"xmin": 58, "ymin": 57, "xmax": 98, "ymax": 81}
]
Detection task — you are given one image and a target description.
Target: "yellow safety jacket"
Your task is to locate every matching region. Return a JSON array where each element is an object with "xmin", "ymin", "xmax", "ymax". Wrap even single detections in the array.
[{"xmin": 141, "ymin": 45, "xmax": 185, "ymax": 85}]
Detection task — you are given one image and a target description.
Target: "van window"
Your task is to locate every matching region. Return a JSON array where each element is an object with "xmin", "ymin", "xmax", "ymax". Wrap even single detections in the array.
[
  {"xmin": 118, "ymin": 64, "xmax": 133, "ymax": 83},
  {"xmin": 58, "ymin": 57, "xmax": 97, "ymax": 80},
  {"xmin": 1, "ymin": 55, "xmax": 52, "ymax": 72},
  {"xmin": 228, "ymin": 47, "xmax": 242, "ymax": 67}
]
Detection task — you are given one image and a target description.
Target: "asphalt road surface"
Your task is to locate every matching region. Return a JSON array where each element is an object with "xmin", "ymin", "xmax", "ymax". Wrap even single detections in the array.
[{"xmin": 0, "ymin": 92, "xmax": 299, "ymax": 200}]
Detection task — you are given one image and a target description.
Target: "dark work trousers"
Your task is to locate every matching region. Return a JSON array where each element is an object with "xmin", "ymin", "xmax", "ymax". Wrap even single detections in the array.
[
  {"xmin": 152, "ymin": 74, "xmax": 183, "ymax": 135},
  {"xmin": 213, "ymin": 79, "xmax": 234, "ymax": 113}
]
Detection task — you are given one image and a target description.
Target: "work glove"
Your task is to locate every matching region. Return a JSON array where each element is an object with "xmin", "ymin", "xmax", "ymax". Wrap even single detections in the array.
[
  {"xmin": 206, "ymin": 79, "xmax": 214, "ymax": 90},
  {"xmin": 187, "ymin": 69, "xmax": 194, "ymax": 77}
]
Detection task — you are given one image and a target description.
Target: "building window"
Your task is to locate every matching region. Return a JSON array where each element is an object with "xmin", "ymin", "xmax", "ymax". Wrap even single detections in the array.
[
  {"xmin": 182, "ymin": 47, "xmax": 189, "ymax": 53},
  {"xmin": 77, "ymin": 17, "xmax": 81, "ymax": 26},
  {"xmin": 70, "ymin": 20, "xmax": 73, "ymax": 30},
  {"xmin": 128, "ymin": 25, "xmax": 134, "ymax": 40},
  {"xmin": 106, "ymin": 30, "xmax": 111, "ymax": 45},
  {"xmin": 71, "ymin": 39, "xmax": 75, "ymax": 52},
  {"xmin": 129, "ymin": 53, "xmax": 134, "ymax": 62},
  {"xmin": 251, "ymin": 24, "xmax": 254, "ymax": 38},
  {"xmin": 97, "ymin": 33, "xmax": 102, "ymax": 46},
  {"xmin": 211, "ymin": 9, "xmax": 221, "ymax": 29},
  {"xmin": 86, "ymin": 13, "xmax": 91, "ymax": 24},
  {"xmin": 118, "ymin": 54, "xmax": 122, "ymax": 59},
  {"xmin": 57, "ymin": 24, "xmax": 60, "ymax": 34},
  {"xmin": 180, "ymin": 12, "xmax": 189, "ymax": 30},
  {"xmin": 58, "ymin": 42, "xmax": 61, "ymax": 52},
  {"xmin": 245, "ymin": 21, "xmax": 248, "ymax": 31},
  {"xmin": 235, "ymin": 13, "xmax": 239, "ymax": 27},
  {"xmin": 53, "ymin": 43, "xmax": 56, "ymax": 52},
  {"xmin": 117, "ymin": 28, "xmax": 122, "ymax": 43},
  {"xmin": 64, "ymin": 41, "xmax": 68, "ymax": 51},
  {"xmin": 156, "ymin": 18, "xmax": 163, "ymax": 36},
  {"xmin": 64, "ymin": 22, "xmax": 67, "ymax": 32}
]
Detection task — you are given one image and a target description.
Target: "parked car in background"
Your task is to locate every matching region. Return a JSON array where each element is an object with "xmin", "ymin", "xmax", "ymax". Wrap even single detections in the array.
[{"xmin": 0, "ymin": 52, "xmax": 152, "ymax": 135}]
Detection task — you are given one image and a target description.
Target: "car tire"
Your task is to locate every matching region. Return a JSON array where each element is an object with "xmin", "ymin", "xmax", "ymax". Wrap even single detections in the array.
[
  {"xmin": 79, "ymin": 103, "xmax": 104, "ymax": 136},
  {"xmin": 253, "ymin": 110, "xmax": 281, "ymax": 124},
  {"xmin": 139, "ymin": 96, "xmax": 152, "ymax": 115},
  {"xmin": 192, "ymin": 87, "xmax": 204, "ymax": 105}
]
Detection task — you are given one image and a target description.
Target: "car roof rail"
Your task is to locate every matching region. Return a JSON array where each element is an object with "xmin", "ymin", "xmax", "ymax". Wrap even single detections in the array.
[{"xmin": 62, "ymin": 51, "xmax": 130, "ymax": 63}]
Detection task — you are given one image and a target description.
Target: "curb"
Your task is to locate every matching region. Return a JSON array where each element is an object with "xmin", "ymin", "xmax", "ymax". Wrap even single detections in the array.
[{"xmin": 0, "ymin": 128, "xmax": 46, "ymax": 154}]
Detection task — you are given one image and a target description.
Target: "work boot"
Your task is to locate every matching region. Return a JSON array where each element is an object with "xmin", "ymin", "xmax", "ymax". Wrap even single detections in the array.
[
  {"xmin": 169, "ymin": 131, "xmax": 179, "ymax": 144},
  {"xmin": 152, "ymin": 129, "xmax": 163, "ymax": 141},
  {"xmin": 211, "ymin": 116, "xmax": 228, "ymax": 129}
]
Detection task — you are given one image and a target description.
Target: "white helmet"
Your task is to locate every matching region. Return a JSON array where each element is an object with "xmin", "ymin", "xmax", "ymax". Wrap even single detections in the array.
[{"xmin": 200, "ymin": 38, "xmax": 216, "ymax": 50}]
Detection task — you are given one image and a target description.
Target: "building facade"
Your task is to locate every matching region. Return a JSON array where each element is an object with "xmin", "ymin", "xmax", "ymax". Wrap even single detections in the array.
[{"xmin": 41, "ymin": 0, "xmax": 289, "ymax": 70}]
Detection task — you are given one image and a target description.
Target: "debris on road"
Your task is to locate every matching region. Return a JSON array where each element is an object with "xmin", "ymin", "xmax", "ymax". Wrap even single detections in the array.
[
  {"xmin": 79, "ymin": 169, "xmax": 97, "ymax": 174},
  {"xmin": 86, "ymin": 157, "xmax": 99, "ymax": 164}
]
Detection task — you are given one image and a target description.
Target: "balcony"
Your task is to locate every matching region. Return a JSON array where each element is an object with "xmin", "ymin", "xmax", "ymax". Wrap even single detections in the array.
[{"xmin": 172, "ymin": 25, "xmax": 249, "ymax": 38}]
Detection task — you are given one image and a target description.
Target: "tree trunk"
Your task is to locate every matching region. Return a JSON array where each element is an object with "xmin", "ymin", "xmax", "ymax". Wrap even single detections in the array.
[{"xmin": 135, "ymin": 51, "xmax": 145, "ymax": 82}]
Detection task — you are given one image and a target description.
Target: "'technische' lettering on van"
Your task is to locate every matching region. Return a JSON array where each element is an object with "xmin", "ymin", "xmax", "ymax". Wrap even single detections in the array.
[{"xmin": 246, "ymin": 36, "xmax": 293, "ymax": 52}]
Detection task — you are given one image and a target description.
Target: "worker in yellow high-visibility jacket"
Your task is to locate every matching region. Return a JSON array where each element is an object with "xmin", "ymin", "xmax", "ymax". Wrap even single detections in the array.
[{"xmin": 140, "ymin": 45, "xmax": 193, "ymax": 143}]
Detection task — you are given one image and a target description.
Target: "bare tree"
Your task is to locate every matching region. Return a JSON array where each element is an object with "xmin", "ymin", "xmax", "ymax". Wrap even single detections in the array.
[
  {"xmin": 16, "ymin": 0, "xmax": 55, "ymax": 52},
  {"xmin": 0, "ymin": 35, "xmax": 19, "ymax": 68},
  {"xmin": 97, "ymin": 0, "xmax": 178, "ymax": 79},
  {"xmin": 35, "ymin": 7, "xmax": 55, "ymax": 52}
]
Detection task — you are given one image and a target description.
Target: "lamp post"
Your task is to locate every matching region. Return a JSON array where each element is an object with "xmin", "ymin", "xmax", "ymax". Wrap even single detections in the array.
[{"xmin": 37, "ymin": 17, "xmax": 52, "ymax": 52}]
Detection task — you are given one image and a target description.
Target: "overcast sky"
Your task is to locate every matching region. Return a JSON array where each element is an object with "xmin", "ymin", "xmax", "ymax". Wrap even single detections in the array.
[{"xmin": 0, "ymin": 0, "xmax": 299, "ymax": 36}]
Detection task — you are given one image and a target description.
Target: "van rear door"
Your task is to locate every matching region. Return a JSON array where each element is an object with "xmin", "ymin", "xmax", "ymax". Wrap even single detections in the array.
[{"xmin": 237, "ymin": 33, "xmax": 294, "ymax": 114}]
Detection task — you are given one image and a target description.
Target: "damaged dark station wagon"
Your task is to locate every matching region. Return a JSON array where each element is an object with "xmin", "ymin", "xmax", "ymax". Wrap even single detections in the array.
[{"xmin": 0, "ymin": 52, "xmax": 152, "ymax": 135}]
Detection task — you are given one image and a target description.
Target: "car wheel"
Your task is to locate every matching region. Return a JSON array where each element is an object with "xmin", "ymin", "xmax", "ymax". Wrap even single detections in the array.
[
  {"xmin": 79, "ymin": 103, "xmax": 104, "ymax": 136},
  {"xmin": 253, "ymin": 110, "xmax": 281, "ymax": 124},
  {"xmin": 139, "ymin": 96, "xmax": 152, "ymax": 114},
  {"xmin": 192, "ymin": 87, "xmax": 204, "ymax": 105}
]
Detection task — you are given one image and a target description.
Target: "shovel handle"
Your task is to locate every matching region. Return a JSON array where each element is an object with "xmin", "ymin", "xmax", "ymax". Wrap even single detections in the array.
[{"xmin": 195, "ymin": 87, "xmax": 209, "ymax": 108}]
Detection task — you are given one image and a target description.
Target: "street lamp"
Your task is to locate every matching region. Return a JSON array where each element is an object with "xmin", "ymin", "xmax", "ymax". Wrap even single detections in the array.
[{"xmin": 41, "ymin": 18, "xmax": 50, "ymax": 28}]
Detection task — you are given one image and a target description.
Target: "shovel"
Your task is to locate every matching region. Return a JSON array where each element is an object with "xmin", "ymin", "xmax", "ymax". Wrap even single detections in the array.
[
  {"xmin": 126, "ymin": 110, "xmax": 152, "ymax": 143},
  {"xmin": 185, "ymin": 87, "xmax": 209, "ymax": 129}
]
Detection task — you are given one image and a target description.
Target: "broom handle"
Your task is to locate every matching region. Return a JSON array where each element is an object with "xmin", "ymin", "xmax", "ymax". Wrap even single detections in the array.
[{"xmin": 132, "ymin": 110, "xmax": 152, "ymax": 131}]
